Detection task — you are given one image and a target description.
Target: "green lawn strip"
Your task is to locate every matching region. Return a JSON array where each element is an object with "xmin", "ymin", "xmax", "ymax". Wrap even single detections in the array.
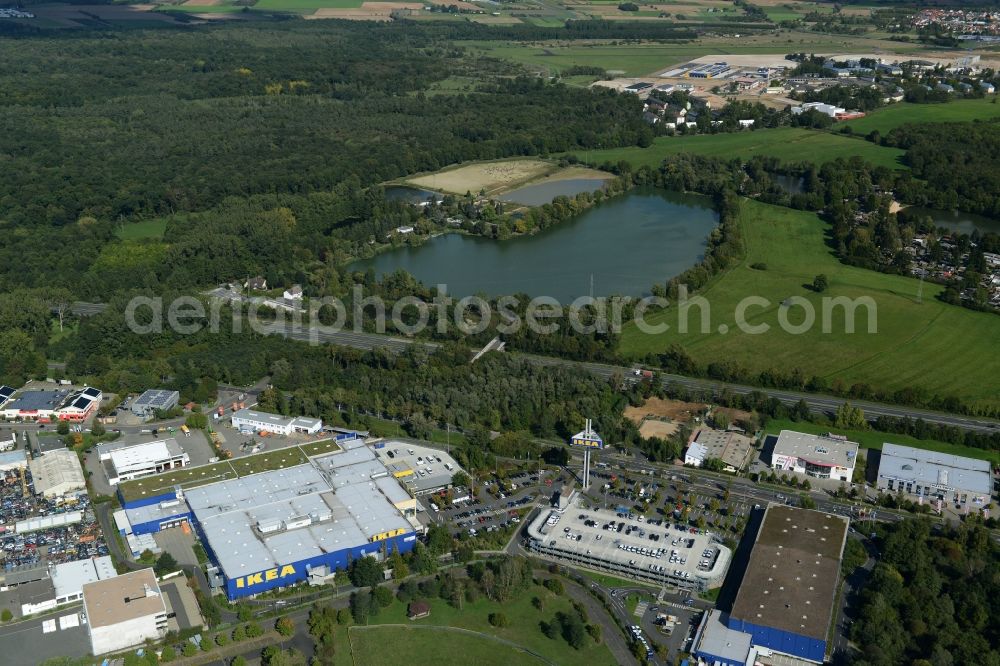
[
  {"xmin": 348, "ymin": 626, "xmax": 548, "ymax": 666},
  {"xmin": 617, "ymin": 199, "xmax": 1000, "ymax": 411},
  {"xmin": 841, "ymin": 98, "xmax": 1000, "ymax": 135}
]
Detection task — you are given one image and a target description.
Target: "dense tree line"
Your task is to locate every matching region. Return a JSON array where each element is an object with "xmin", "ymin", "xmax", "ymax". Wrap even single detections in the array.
[
  {"xmin": 886, "ymin": 120, "xmax": 1000, "ymax": 218},
  {"xmin": 849, "ymin": 518, "xmax": 1000, "ymax": 666}
]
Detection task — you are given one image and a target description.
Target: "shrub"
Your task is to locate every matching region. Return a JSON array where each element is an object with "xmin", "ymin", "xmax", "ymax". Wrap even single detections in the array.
[{"xmin": 489, "ymin": 612, "xmax": 508, "ymax": 628}]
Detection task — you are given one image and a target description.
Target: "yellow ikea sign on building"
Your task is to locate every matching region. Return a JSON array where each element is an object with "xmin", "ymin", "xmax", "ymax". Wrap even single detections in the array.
[
  {"xmin": 234, "ymin": 564, "xmax": 297, "ymax": 589},
  {"xmin": 370, "ymin": 527, "xmax": 407, "ymax": 543}
]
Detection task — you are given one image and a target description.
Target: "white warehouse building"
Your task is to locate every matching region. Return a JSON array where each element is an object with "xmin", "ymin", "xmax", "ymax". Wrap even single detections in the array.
[
  {"xmin": 770, "ymin": 430, "xmax": 858, "ymax": 482},
  {"xmin": 231, "ymin": 407, "xmax": 322, "ymax": 436},
  {"xmin": 98, "ymin": 439, "xmax": 190, "ymax": 485},
  {"xmin": 82, "ymin": 568, "xmax": 168, "ymax": 656}
]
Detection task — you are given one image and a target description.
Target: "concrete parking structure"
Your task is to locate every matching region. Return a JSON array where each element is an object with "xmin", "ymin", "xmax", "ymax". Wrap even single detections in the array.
[{"xmin": 527, "ymin": 499, "xmax": 731, "ymax": 592}]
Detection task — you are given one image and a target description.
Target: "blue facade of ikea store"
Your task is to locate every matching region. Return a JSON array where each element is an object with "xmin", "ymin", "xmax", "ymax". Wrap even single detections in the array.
[
  {"xmin": 193, "ymin": 522, "xmax": 419, "ymax": 600},
  {"xmin": 726, "ymin": 618, "xmax": 826, "ymax": 664},
  {"xmin": 121, "ymin": 487, "xmax": 418, "ymax": 600},
  {"xmin": 119, "ymin": 489, "xmax": 193, "ymax": 535}
]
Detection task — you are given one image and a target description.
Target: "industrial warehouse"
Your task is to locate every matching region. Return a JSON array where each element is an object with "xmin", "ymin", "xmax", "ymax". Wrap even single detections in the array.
[
  {"xmin": 876, "ymin": 442, "xmax": 993, "ymax": 506},
  {"xmin": 231, "ymin": 407, "xmax": 323, "ymax": 436},
  {"xmin": 116, "ymin": 436, "xmax": 419, "ymax": 600},
  {"xmin": 721, "ymin": 505, "xmax": 849, "ymax": 664},
  {"xmin": 526, "ymin": 497, "xmax": 732, "ymax": 592},
  {"xmin": 97, "ymin": 439, "xmax": 189, "ymax": 485}
]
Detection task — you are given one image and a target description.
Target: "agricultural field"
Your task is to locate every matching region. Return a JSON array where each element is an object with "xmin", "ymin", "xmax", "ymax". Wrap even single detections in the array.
[
  {"xmin": 577, "ymin": 128, "xmax": 905, "ymax": 170},
  {"xmin": 764, "ymin": 418, "xmax": 1000, "ymax": 464},
  {"xmin": 618, "ymin": 200, "xmax": 1000, "ymax": 412},
  {"xmin": 841, "ymin": 98, "xmax": 1000, "ymax": 135},
  {"xmin": 406, "ymin": 159, "xmax": 559, "ymax": 195}
]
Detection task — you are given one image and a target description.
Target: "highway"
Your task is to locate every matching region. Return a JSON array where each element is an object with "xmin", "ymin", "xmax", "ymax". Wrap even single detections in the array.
[
  {"xmin": 66, "ymin": 308, "xmax": 1000, "ymax": 434},
  {"xmin": 268, "ymin": 321, "xmax": 1000, "ymax": 434}
]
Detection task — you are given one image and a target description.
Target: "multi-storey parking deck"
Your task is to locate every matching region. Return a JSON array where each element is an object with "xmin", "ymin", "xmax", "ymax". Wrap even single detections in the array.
[{"xmin": 526, "ymin": 501, "xmax": 731, "ymax": 591}]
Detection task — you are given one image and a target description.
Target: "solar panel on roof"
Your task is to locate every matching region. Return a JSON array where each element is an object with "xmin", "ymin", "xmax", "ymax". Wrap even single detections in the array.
[{"xmin": 83, "ymin": 387, "xmax": 101, "ymax": 398}]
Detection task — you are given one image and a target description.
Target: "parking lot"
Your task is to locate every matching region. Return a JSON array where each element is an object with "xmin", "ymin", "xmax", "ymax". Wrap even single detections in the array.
[
  {"xmin": 0, "ymin": 606, "xmax": 91, "ymax": 666},
  {"xmin": 0, "ymin": 470, "xmax": 107, "ymax": 570}
]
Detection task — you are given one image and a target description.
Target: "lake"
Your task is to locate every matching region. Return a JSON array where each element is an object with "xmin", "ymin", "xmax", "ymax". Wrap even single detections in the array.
[
  {"xmin": 900, "ymin": 206, "xmax": 1000, "ymax": 236},
  {"xmin": 500, "ymin": 177, "xmax": 611, "ymax": 207},
  {"xmin": 350, "ymin": 188, "xmax": 719, "ymax": 302},
  {"xmin": 384, "ymin": 186, "xmax": 440, "ymax": 204}
]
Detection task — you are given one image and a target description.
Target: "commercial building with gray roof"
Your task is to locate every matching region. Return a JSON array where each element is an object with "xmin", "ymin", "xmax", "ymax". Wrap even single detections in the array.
[
  {"xmin": 130, "ymin": 389, "xmax": 180, "ymax": 417},
  {"xmin": 121, "ymin": 437, "xmax": 419, "ymax": 601},
  {"xmin": 876, "ymin": 442, "xmax": 992, "ymax": 505}
]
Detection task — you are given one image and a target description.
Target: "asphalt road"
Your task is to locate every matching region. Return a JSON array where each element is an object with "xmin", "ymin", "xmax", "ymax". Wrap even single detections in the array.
[{"xmin": 265, "ymin": 323, "xmax": 1000, "ymax": 434}]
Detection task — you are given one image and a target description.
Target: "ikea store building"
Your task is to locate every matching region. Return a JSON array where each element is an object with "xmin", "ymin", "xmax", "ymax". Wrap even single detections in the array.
[{"xmin": 118, "ymin": 437, "xmax": 419, "ymax": 600}]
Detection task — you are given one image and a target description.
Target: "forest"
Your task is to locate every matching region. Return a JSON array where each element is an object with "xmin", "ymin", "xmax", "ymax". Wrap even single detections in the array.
[
  {"xmin": 850, "ymin": 518, "xmax": 1000, "ymax": 666},
  {"xmin": 0, "ymin": 22, "xmax": 652, "ymax": 299}
]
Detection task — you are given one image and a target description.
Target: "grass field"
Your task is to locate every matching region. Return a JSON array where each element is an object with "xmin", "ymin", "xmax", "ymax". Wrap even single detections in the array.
[
  {"xmin": 765, "ymin": 418, "xmax": 1000, "ymax": 464},
  {"xmin": 576, "ymin": 128, "xmax": 905, "ymax": 169},
  {"xmin": 465, "ymin": 33, "xmax": 922, "ymax": 77},
  {"xmin": 617, "ymin": 200, "xmax": 1000, "ymax": 411},
  {"xmin": 331, "ymin": 583, "xmax": 617, "ymax": 666},
  {"xmin": 841, "ymin": 99, "xmax": 1000, "ymax": 134},
  {"xmin": 118, "ymin": 440, "xmax": 337, "ymax": 501},
  {"xmin": 115, "ymin": 218, "xmax": 167, "ymax": 240},
  {"xmin": 349, "ymin": 627, "xmax": 546, "ymax": 666}
]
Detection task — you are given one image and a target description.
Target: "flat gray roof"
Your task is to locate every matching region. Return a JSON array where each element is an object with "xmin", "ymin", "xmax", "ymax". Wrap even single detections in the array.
[
  {"xmin": 695, "ymin": 610, "xmax": 753, "ymax": 663},
  {"xmin": 52, "ymin": 556, "xmax": 116, "ymax": 598},
  {"xmin": 690, "ymin": 428, "xmax": 754, "ymax": 470},
  {"xmin": 774, "ymin": 430, "xmax": 858, "ymax": 469},
  {"xmin": 185, "ymin": 448, "xmax": 410, "ymax": 580},
  {"xmin": 878, "ymin": 443, "xmax": 991, "ymax": 495},
  {"xmin": 373, "ymin": 441, "xmax": 463, "ymax": 494},
  {"xmin": 527, "ymin": 502, "xmax": 731, "ymax": 586}
]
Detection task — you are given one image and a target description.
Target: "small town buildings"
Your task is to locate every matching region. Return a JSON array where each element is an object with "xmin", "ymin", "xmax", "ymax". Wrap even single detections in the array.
[
  {"xmin": 98, "ymin": 439, "xmax": 190, "ymax": 485},
  {"xmin": 980, "ymin": 81, "xmax": 995, "ymax": 93},
  {"xmin": 28, "ymin": 449, "xmax": 86, "ymax": 498},
  {"xmin": 244, "ymin": 276, "xmax": 267, "ymax": 291},
  {"xmin": 130, "ymin": 389, "xmax": 180, "ymax": 417},
  {"xmin": 685, "ymin": 428, "xmax": 755, "ymax": 472},
  {"xmin": 19, "ymin": 556, "xmax": 117, "ymax": 616},
  {"xmin": 82, "ymin": 569, "xmax": 168, "ymax": 655},
  {"xmin": 3, "ymin": 387, "xmax": 102, "ymax": 422},
  {"xmin": 935, "ymin": 82, "xmax": 955, "ymax": 93},
  {"xmin": 282, "ymin": 284, "xmax": 303, "ymax": 300},
  {"xmin": 231, "ymin": 407, "xmax": 322, "ymax": 436},
  {"xmin": 770, "ymin": 430, "xmax": 858, "ymax": 482},
  {"xmin": 876, "ymin": 442, "xmax": 992, "ymax": 506}
]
